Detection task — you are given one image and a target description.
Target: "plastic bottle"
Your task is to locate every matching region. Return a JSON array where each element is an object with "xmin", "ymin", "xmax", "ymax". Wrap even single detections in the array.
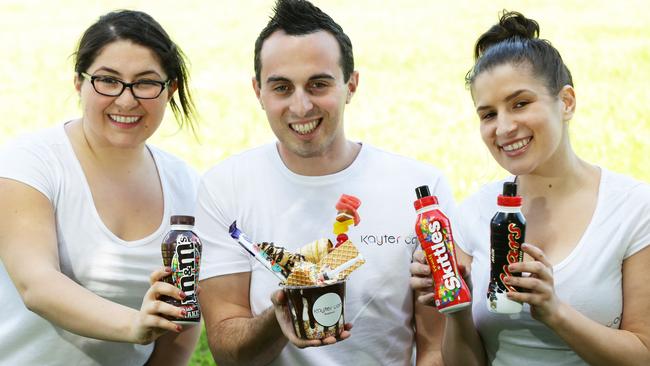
[
  {"xmin": 161, "ymin": 215, "xmax": 202, "ymax": 323},
  {"xmin": 414, "ymin": 185, "xmax": 472, "ymax": 313},
  {"xmin": 487, "ymin": 182, "xmax": 526, "ymax": 313}
]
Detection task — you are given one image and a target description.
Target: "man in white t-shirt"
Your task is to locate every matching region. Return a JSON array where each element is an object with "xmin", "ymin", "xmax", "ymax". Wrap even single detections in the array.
[{"xmin": 196, "ymin": 1, "xmax": 453, "ymax": 365}]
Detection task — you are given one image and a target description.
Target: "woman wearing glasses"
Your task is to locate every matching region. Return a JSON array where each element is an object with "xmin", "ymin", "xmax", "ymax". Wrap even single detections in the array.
[{"xmin": 0, "ymin": 10, "xmax": 200, "ymax": 366}]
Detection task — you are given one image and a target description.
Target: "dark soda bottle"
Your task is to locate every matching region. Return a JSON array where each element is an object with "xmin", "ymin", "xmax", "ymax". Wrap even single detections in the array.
[
  {"xmin": 487, "ymin": 182, "xmax": 526, "ymax": 313},
  {"xmin": 161, "ymin": 215, "xmax": 202, "ymax": 324}
]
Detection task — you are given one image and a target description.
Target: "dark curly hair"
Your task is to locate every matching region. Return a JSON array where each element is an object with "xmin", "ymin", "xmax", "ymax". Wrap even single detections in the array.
[{"xmin": 466, "ymin": 10, "xmax": 573, "ymax": 94}]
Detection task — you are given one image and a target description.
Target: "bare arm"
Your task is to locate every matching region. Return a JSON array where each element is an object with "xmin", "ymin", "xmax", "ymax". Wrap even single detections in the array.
[
  {"xmin": 414, "ymin": 294, "xmax": 444, "ymax": 365},
  {"xmin": 410, "ymin": 248, "xmax": 486, "ymax": 366},
  {"xmin": 199, "ymin": 272, "xmax": 288, "ymax": 366},
  {"xmin": 145, "ymin": 324, "xmax": 201, "ymax": 366},
  {"xmin": 200, "ymin": 271, "xmax": 352, "ymax": 366},
  {"xmin": 0, "ymin": 179, "xmax": 183, "ymax": 344},
  {"xmin": 508, "ymin": 244, "xmax": 650, "ymax": 365}
]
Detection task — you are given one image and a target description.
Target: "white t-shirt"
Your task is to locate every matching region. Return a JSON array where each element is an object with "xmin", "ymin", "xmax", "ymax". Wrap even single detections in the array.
[
  {"xmin": 196, "ymin": 142, "xmax": 459, "ymax": 366},
  {"xmin": 456, "ymin": 169, "xmax": 650, "ymax": 366},
  {"xmin": 0, "ymin": 124, "xmax": 199, "ymax": 366}
]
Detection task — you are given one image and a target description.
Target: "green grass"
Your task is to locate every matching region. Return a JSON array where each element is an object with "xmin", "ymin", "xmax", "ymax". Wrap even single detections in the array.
[{"xmin": 1, "ymin": 1, "xmax": 649, "ymax": 365}]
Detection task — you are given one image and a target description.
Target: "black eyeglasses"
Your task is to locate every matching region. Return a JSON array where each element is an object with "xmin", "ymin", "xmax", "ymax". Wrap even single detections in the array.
[{"xmin": 81, "ymin": 72, "xmax": 170, "ymax": 99}]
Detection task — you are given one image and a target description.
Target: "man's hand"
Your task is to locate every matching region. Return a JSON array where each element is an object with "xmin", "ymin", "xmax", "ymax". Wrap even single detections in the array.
[{"xmin": 270, "ymin": 289, "xmax": 352, "ymax": 348}]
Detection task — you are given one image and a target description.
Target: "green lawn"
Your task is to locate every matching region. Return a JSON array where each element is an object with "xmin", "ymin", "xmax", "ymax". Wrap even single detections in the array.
[{"xmin": 1, "ymin": 1, "xmax": 649, "ymax": 365}]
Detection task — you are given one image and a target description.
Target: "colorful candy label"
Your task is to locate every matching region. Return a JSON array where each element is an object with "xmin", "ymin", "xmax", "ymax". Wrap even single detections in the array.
[
  {"xmin": 167, "ymin": 233, "xmax": 201, "ymax": 321},
  {"xmin": 415, "ymin": 208, "xmax": 472, "ymax": 313}
]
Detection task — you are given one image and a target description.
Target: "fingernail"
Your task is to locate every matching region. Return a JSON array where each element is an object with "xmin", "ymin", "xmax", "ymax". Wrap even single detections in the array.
[
  {"xmin": 179, "ymin": 291, "xmax": 186, "ymax": 299},
  {"xmin": 503, "ymin": 276, "xmax": 510, "ymax": 283},
  {"xmin": 165, "ymin": 267, "xmax": 172, "ymax": 272},
  {"xmin": 180, "ymin": 309, "xmax": 187, "ymax": 317},
  {"xmin": 176, "ymin": 325, "xmax": 183, "ymax": 332}
]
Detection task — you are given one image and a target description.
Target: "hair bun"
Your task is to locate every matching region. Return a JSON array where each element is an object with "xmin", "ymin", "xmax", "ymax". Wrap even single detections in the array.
[{"xmin": 474, "ymin": 10, "xmax": 540, "ymax": 59}]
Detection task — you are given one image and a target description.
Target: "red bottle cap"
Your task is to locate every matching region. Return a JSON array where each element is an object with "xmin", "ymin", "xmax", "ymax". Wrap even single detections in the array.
[
  {"xmin": 414, "ymin": 195, "xmax": 439, "ymax": 210},
  {"xmin": 497, "ymin": 181, "xmax": 522, "ymax": 207},
  {"xmin": 497, "ymin": 195, "xmax": 522, "ymax": 207}
]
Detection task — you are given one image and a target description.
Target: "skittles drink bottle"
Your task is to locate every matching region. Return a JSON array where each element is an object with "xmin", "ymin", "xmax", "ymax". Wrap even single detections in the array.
[{"xmin": 414, "ymin": 185, "xmax": 471, "ymax": 313}]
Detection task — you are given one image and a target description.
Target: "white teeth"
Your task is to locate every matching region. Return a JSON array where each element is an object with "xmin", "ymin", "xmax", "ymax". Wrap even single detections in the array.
[
  {"xmin": 110, "ymin": 115, "xmax": 140, "ymax": 124},
  {"xmin": 290, "ymin": 119, "xmax": 320, "ymax": 135},
  {"xmin": 503, "ymin": 137, "xmax": 531, "ymax": 152}
]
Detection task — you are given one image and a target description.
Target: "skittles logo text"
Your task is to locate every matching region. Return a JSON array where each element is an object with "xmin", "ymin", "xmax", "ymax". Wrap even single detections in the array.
[
  {"xmin": 421, "ymin": 218, "xmax": 460, "ymax": 291},
  {"xmin": 499, "ymin": 223, "xmax": 522, "ymax": 291}
]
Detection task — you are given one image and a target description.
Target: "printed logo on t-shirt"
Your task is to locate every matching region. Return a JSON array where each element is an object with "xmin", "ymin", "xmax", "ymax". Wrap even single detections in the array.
[{"xmin": 358, "ymin": 234, "xmax": 418, "ymax": 246}]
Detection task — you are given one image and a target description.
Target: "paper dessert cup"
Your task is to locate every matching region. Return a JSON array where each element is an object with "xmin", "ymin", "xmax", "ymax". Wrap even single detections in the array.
[{"xmin": 283, "ymin": 280, "xmax": 346, "ymax": 340}]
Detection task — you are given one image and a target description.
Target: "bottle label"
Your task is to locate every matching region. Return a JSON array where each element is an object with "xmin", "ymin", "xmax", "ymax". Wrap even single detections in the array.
[
  {"xmin": 416, "ymin": 210, "xmax": 471, "ymax": 312},
  {"xmin": 169, "ymin": 233, "xmax": 201, "ymax": 321},
  {"xmin": 498, "ymin": 223, "xmax": 523, "ymax": 291},
  {"xmin": 421, "ymin": 219, "xmax": 461, "ymax": 291},
  {"xmin": 488, "ymin": 215, "xmax": 525, "ymax": 313},
  {"xmin": 312, "ymin": 293, "xmax": 343, "ymax": 327}
]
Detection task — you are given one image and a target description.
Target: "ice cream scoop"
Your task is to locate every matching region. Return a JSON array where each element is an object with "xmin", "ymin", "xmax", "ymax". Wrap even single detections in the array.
[{"xmin": 297, "ymin": 238, "xmax": 332, "ymax": 263}]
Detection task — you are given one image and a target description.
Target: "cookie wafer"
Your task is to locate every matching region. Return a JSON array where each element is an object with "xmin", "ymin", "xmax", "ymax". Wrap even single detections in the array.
[
  {"xmin": 286, "ymin": 265, "xmax": 317, "ymax": 286},
  {"xmin": 319, "ymin": 240, "xmax": 365, "ymax": 280}
]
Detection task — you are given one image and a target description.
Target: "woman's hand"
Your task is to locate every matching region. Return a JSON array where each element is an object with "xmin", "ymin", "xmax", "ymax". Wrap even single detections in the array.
[
  {"xmin": 270, "ymin": 289, "xmax": 352, "ymax": 348},
  {"xmin": 410, "ymin": 249, "xmax": 436, "ymax": 306},
  {"xmin": 410, "ymin": 249, "xmax": 473, "ymax": 308},
  {"xmin": 505, "ymin": 243, "xmax": 565, "ymax": 327},
  {"xmin": 129, "ymin": 267, "xmax": 187, "ymax": 345}
]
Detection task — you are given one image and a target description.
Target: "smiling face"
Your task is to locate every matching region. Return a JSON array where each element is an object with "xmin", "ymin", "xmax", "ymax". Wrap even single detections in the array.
[
  {"xmin": 471, "ymin": 63, "xmax": 575, "ymax": 176},
  {"xmin": 253, "ymin": 30, "xmax": 358, "ymax": 161},
  {"xmin": 75, "ymin": 40, "xmax": 176, "ymax": 149}
]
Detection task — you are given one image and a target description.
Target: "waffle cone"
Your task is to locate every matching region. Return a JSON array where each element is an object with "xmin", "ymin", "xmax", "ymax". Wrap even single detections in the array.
[
  {"xmin": 286, "ymin": 267, "xmax": 317, "ymax": 286},
  {"xmin": 319, "ymin": 240, "xmax": 365, "ymax": 280}
]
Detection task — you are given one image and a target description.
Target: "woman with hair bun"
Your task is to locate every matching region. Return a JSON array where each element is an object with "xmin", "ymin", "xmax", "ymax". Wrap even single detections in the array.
[
  {"xmin": 0, "ymin": 10, "xmax": 200, "ymax": 365},
  {"xmin": 410, "ymin": 11, "xmax": 650, "ymax": 366}
]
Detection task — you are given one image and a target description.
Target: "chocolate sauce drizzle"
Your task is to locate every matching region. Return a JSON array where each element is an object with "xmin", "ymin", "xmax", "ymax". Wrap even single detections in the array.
[{"xmin": 285, "ymin": 282, "xmax": 345, "ymax": 340}]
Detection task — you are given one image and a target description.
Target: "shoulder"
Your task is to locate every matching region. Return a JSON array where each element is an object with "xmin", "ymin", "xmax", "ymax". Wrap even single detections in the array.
[
  {"xmin": 149, "ymin": 146, "xmax": 197, "ymax": 177},
  {"xmin": 601, "ymin": 168, "xmax": 650, "ymax": 209},
  {"xmin": 0, "ymin": 125, "xmax": 68, "ymax": 200},
  {"xmin": 361, "ymin": 144, "xmax": 446, "ymax": 179},
  {"xmin": 148, "ymin": 145, "xmax": 200, "ymax": 194},
  {"xmin": 0, "ymin": 125, "xmax": 67, "ymax": 172},
  {"xmin": 461, "ymin": 179, "xmax": 505, "ymax": 210},
  {"xmin": 458, "ymin": 179, "xmax": 508, "ymax": 225},
  {"xmin": 201, "ymin": 143, "xmax": 274, "ymax": 183},
  {"xmin": 1, "ymin": 125, "xmax": 64, "ymax": 155}
]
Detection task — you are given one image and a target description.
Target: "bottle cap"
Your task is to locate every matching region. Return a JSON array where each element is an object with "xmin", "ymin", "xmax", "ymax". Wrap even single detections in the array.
[
  {"xmin": 414, "ymin": 195, "xmax": 438, "ymax": 210},
  {"xmin": 170, "ymin": 215, "xmax": 195, "ymax": 226},
  {"xmin": 497, "ymin": 182, "xmax": 522, "ymax": 207},
  {"xmin": 415, "ymin": 185, "xmax": 431, "ymax": 199},
  {"xmin": 503, "ymin": 182, "xmax": 517, "ymax": 196}
]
